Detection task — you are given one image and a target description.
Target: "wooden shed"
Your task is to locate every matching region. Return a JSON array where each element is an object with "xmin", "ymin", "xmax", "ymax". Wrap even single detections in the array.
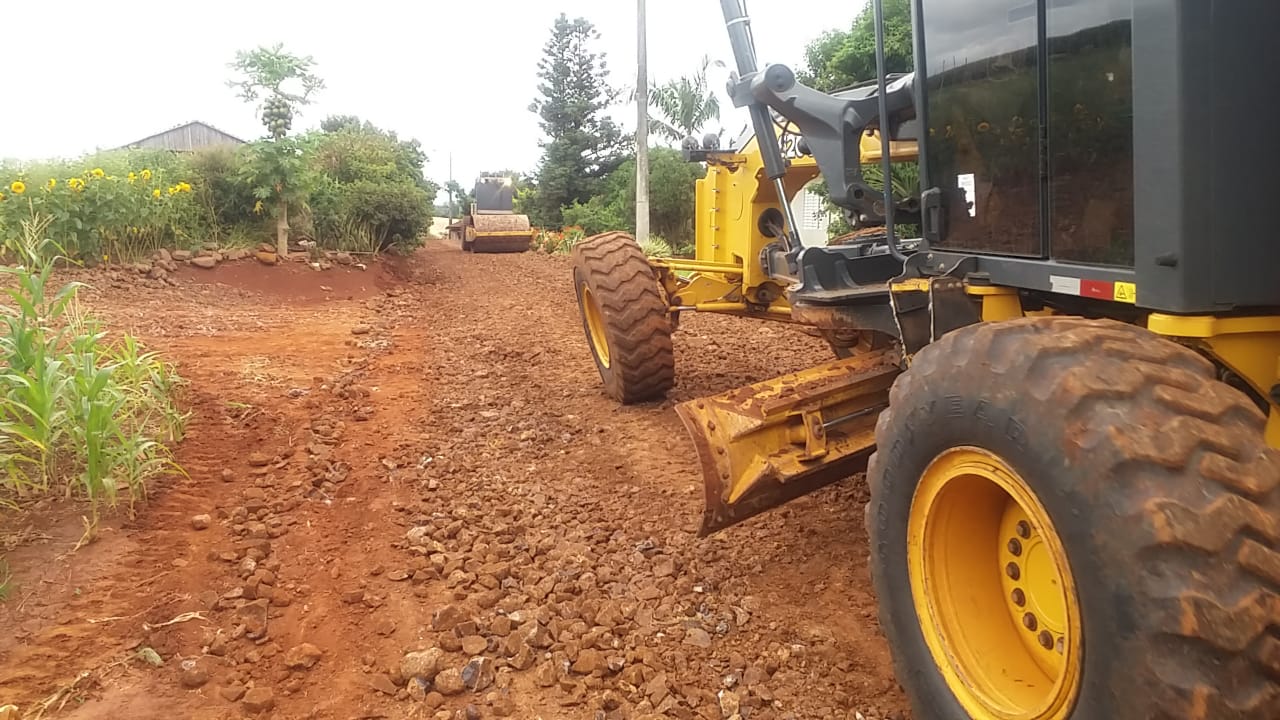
[{"xmin": 117, "ymin": 121, "xmax": 247, "ymax": 152}]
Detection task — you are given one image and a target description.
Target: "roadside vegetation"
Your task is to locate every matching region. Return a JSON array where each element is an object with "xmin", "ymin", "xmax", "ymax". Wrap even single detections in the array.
[
  {"xmin": 0, "ymin": 216, "xmax": 186, "ymax": 523},
  {"xmin": 0, "ymin": 44, "xmax": 437, "ymax": 266}
]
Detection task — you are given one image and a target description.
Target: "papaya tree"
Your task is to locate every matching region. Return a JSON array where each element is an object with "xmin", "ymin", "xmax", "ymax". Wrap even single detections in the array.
[{"xmin": 227, "ymin": 44, "xmax": 325, "ymax": 255}]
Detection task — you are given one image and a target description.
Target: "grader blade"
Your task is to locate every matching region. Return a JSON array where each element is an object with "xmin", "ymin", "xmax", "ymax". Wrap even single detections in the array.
[{"xmin": 677, "ymin": 350, "xmax": 900, "ymax": 536}]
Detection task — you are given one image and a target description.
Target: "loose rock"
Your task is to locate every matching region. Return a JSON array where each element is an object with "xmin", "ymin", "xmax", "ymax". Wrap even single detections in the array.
[
  {"xmin": 571, "ymin": 649, "xmax": 606, "ymax": 675},
  {"xmin": 284, "ymin": 643, "xmax": 323, "ymax": 670},
  {"xmin": 401, "ymin": 648, "xmax": 444, "ymax": 681},
  {"xmin": 684, "ymin": 627, "xmax": 713, "ymax": 649},
  {"xmin": 179, "ymin": 659, "xmax": 209, "ymax": 688},
  {"xmin": 369, "ymin": 673, "xmax": 398, "ymax": 696},
  {"xmin": 242, "ymin": 687, "xmax": 275, "ymax": 712},
  {"xmin": 432, "ymin": 604, "xmax": 469, "ymax": 632},
  {"xmin": 190, "ymin": 514, "xmax": 212, "ymax": 530},
  {"xmin": 434, "ymin": 667, "xmax": 466, "ymax": 696},
  {"xmin": 462, "ymin": 657, "xmax": 496, "ymax": 692},
  {"xmin": 719, "ymin": 689, "xmax": 742, "ymax": 719}
]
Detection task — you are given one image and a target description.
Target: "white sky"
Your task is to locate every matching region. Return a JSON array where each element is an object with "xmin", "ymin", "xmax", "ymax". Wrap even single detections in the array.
[{"xmin": 0, "ymin": 1, "xmax": 861, "ymax": 188}]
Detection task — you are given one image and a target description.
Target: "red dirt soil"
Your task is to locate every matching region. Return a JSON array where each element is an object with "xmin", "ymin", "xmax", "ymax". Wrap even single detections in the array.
[{"xmin": 0, "ymin": 242, "xmax": 908, "ymax": 720}]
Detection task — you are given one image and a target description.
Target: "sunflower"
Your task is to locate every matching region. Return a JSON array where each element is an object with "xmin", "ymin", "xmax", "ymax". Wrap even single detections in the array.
[
  {"xmin": 68, "ymin": 177, "xmax": 85, "ymax": 191},
  {"xmin": 127, "ymin": 172, "xmax": 137, "ymax": 183},
  {"xmin": 47, "ymin": 178, "xmax": 57, "ymax": 190},
  {"xmin": 90, "ymin": 168, "xmax": 105, "ymax": 178},
  {"xmin": 141, "ymin": 169, "xmax": 153, "ymax": 181},
  {"xmin": 10, "ymin": 180, "xmax": 26, "ymax": 195},
  {"xmin": 152, "ymin": 188, "xmax": 162, "ymax": 199}
]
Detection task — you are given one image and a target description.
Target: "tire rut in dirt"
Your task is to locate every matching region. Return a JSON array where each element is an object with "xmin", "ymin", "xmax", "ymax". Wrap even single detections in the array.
[
  {"xmin": 867, "ymin": 316, "xmax": 1280, "ymax": 719},
  {"xmin": 571, "ymin": 232, "xmax": 674, "ymax": 404}
]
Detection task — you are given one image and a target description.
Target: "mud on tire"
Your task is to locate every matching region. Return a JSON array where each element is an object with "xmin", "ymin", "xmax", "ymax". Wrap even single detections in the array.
[
  {"xmin": 867, "ymin": 316, "xmax": 1280, "ymax": 719},
  {"xmin": 571, "ymin": 231, "xmax": 675, "ymax": 404}
]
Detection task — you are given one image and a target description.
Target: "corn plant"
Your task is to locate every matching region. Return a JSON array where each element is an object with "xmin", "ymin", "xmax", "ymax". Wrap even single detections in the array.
[
  {"xmin": 0, "ymin": 214, "xmax": 186, "ymax": 517},
  {"xmin": 0, "ymin": 216, "xmax": 79, "ymax": 492}
]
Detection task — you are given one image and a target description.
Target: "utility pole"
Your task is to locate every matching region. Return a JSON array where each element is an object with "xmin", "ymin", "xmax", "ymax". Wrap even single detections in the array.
[
  {"xmin": 448, "ymin": 151, "xmax": 455, "ymax": 223},
  {"xmin": 635, "ymin": 0, "xmax": 650, "ymax": 244}
]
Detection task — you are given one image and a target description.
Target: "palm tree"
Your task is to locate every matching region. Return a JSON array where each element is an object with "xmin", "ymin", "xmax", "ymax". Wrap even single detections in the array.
[{"xmin": 648, "ymin": 56, "xmax": 725, "ymax": 144}]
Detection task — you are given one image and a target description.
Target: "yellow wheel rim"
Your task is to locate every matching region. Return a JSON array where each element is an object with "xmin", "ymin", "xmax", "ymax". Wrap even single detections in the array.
[
  {"xmin": 580, "ymin": 284, "xmax": 611, "ymax": 368},
  {"xmin": 907, "ymin": 447, "xmax": 1082, "ymax": 720}
]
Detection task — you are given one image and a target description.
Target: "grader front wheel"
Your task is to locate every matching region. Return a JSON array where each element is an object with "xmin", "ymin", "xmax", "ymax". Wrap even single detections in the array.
[
  {"xmin": 868, "ymin": 317, "xmax": 1280, "ymax": 719},
  {"xmin": 570, "ymin": 232, "xmax": 674, "ymax": 404}
]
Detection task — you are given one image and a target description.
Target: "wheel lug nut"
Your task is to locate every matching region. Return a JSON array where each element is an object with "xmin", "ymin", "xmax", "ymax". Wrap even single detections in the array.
[
  {"xmin": 1011, "ymin": 588, "xmax": 1025, "ymax": 606},
  {"xmin": 1016, "ymin": 520, "xmax": 1031, "ymax": 538},
  {"xmin": 1023, "ymin": 613, "xmax": 1038, "ymax": 631},
  {"xmin": 1006, "ymin": 562, "xmax": 1020, "ymax": 580},
  {"xmin": 1038, "ymin": 631, "xmax": 1053, "ymax": 649},
  {"xmin": 1007, "ymin": 538, "xmax": 1023, "ymax": 556}
]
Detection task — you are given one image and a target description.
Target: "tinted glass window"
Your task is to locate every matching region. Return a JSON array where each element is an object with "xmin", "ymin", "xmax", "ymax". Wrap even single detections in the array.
[
  {"xmin": 1046, "ymin": 0, "xmax": 1135, "ymax": 266},
  {"xmin": 923, "ymin": 0, "xmax": 1042, "ymax": 256}
]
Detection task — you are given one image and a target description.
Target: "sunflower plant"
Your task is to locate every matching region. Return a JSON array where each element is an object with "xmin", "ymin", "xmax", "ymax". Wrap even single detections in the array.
[{"xmin": 0, "ymin": 162, "xmax": 197, "ymax": 262}]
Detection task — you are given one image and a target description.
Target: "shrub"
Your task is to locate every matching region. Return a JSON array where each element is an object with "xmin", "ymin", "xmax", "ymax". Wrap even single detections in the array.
[
  {"xmin": 307, "ymin": 122, "xmax": 437, "ymax": 253},
  {"xmin": 599, "ymin": 148, "xmax": 704, "ymax": 245},
  {"xmin": 561, "ymin": 196, "xmax": 626, "ymax": 236},
  {"xmin": 0, "ymin": 216, "xmax": 186, "ymax": 516},
  {"xmin": 640, "ymin": 235, "xmax": 673, "ymax": 258},
  {"xmin": 532, "ymin": 226, "xmax": 586, "ymax": 255},
  {"xmin": 339, "ymin": 180, "xmax": 432, "ymax": 252},
  {"xmin": 186, "ymin": 146, "xmax": 261, "ymax": 242},
  {"xmin": 533, "ymin": 229, "xmax": 564, "ymax": 254}
]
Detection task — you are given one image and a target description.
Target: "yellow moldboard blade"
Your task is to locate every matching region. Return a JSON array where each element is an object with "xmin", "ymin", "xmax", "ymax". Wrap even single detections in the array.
[{"xmin": 676, "ymin": 350, "xmax": 900, "ymax": 536}]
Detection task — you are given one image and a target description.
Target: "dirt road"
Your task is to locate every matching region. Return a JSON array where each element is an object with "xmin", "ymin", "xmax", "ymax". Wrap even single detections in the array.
[{"xmin": 0, "ymin": 240, "xmax": 908, "ymax": 720}]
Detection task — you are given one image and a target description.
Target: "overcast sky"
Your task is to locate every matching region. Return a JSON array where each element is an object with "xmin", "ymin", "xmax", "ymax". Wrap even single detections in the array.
[{"xmin": 0, "ymin": 1, "xmax": 861, "ymax": 187}]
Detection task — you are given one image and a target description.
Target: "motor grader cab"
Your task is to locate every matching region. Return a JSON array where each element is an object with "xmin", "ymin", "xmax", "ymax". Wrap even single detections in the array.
[
  {"xmin": 457, "ymin": 176, "xmax": 533, "ymax": 253},
  {"xmin": 571, "ymin": 0, "xmax": 1280, "ymax": 718}
]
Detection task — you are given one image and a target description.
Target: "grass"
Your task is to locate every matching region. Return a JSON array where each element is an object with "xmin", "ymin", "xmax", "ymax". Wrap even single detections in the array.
[{"xmin": 0, "ymin": 214, "xmax": 187, "ymax": 520}]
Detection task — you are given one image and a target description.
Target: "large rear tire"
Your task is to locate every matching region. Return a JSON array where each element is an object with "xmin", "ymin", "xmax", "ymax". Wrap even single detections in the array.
[
  {"xmin": 867, "ymin": 316, "xmax": 1280, "ymax": 719},
  {"xmin": 571, "ymin": 232, "xmax": 675, "ymax": 404}
]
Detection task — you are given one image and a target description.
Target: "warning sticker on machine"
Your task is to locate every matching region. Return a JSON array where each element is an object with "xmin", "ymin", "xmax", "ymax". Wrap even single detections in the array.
[
  {"xmin": 957, "ymin": 173, "xmax": 977, "ymax": 217},
  {"xmin": 1049, "ymin": 275, "xmax": 1081, "ymax": 295},
  {"xmin": 1048, "ymin": 275, "xmax": 1138, "ymax": 305}
]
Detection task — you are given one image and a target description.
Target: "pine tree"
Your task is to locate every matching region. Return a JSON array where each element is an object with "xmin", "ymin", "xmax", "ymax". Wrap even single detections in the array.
[{"xmin": 527, "ymin": 14, "xmax": 625, "ymax": 227}]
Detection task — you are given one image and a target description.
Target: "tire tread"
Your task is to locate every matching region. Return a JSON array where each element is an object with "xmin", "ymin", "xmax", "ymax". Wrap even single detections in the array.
[
  {"xmin": 868, "ymin": 317, "xmax": 1280, "ymax": 719},
  {"xmin": 570, "ymin": 232, "xmax": 674, "ymax": 403}
]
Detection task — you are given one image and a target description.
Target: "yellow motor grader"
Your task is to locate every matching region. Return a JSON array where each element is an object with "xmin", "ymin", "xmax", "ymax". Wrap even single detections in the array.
[{"xmin": 571, "ymin": 1, "xmax": 1280, "ymax": 718}]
